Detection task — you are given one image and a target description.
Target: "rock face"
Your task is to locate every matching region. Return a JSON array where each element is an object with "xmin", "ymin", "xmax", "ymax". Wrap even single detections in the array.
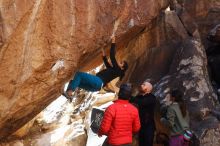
[
  {"xmin": 0, "ymin": 90, "xmax": 115, "ymax": 146},
  {"xmin": 123, "ymin": 10, "xmax": 188, "ymax": 85},
  {"xmin": 153, "ymin": 38, "xmax": 220, "ymax": 145},
  {"xmin": 206, "ymin": 24, "xmax": 220, "ymax": 88},
  {"xmin": 125, "ymin": 0, "xmax": 220, "ymax": 146},
  {"xmin": 183, "ymin": 0, "xmax": 220, "ymax": 45},
  {"xmin": 0, "ymin": 0, "xmax": 169, "ymax": 139},
  {"xmin": 0, "ymin": 0, "xmax": 220, "ymax": 145},
  {"xmin": 124, "ymin": 8, "xmax": 220, "ymax": 145},
  {"xmin": 208, "ymin": 24, "xmax": 220, "ymax": 43}
]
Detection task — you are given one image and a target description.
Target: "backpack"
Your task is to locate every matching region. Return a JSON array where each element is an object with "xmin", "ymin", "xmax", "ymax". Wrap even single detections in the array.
[{"xmin": 90, "ymin": 108, "xmax": 105, "ymax": 134}]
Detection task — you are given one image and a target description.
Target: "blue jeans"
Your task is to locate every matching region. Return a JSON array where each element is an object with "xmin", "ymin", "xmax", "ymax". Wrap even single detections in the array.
[{"xmin": 67, "ymin": 72, "xmax": 103, "ymax": 92}]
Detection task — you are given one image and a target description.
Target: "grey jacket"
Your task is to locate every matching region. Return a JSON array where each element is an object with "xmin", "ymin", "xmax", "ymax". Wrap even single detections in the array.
[{"xmin": 163, "ymin": 102, "xmax": 189, "ymax": 136}]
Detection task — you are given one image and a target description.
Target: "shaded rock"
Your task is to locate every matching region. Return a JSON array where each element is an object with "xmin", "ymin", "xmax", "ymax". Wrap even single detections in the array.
[
  {"xmin": 206, "ymin": 24, "xmax": 220, "ymax": 101},
  {"xmin": 121, "ymin": 7, "xmax": 213, "ymax": 145},
  {"xmin": 200, "ymin": 128, "xmax": 220, "ymax": 146},
  {"xmin": 208, "ymin": 24, "xmax": 220, "ymax": 43},
  {"xmin": 125, "ymin": 10, "xmax": 188, "ymax": 85},
  {"xmin": 208, "ymin": 55, "xmax": 220, "ymax": 85},
  {"xmin": 123, "ymin": 3, "xmax": 220, "ymax": 145},
  {"xmin": 182, "ymin": 0, "xmax": 220, "ymax": 47},
  {"xmin": 177, "ymin": 8, "xmax": 198, "ymax": 37},
  {"xmin": 154, "ymin": 38, "xmax": 219, "ymax": 137},
  {"xmin": 12, "ymin": 119, "xmax": 36, "ymax": 138}
]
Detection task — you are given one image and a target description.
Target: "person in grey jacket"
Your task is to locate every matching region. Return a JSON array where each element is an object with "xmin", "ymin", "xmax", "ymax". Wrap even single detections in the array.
[{"xmin": 160, "ymin": 89, "xmax": 190, "ymax": 146}]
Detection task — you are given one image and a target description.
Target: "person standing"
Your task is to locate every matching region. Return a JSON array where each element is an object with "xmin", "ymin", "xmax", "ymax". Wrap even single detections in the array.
[
  {"xmin": 130, "ymin": 81, "xmax": 157, "ymax": 146},
  {"xmin": 160, "ymin": 89, "xmax": 191, "ymax": 146},
  {"xmin": 98, "ymin": 83, "xmax": 140, "ymax": 146}
]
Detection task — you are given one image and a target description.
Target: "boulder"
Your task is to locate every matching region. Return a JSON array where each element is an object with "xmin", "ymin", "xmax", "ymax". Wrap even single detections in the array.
[
  {"xmin": 183, "ymin": 0, "xmax": 220, "ymax": 46},
  {"xmin": 124, "ymin": 10, "xmax": 188, "ymax": 85},
  {"xmin": 125, "ymin": 2, "xmax": 220, "ymax": 145},
  {"xmin": 153, "ymin": 38, "xmax": 220, "ymax": 146}
]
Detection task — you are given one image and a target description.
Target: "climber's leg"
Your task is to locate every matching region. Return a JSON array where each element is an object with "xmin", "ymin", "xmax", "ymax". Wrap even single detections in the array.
[
  {"xmin": 78, "ymin": 74, "xmax": 103, "ymax": 91},
  {"xmin": 66, "ymin": 72, "xmax": 103, "ymax": 96},
  {"xmin": 66, "ymin": 72, "xmax": 83, "ymax": 95}
]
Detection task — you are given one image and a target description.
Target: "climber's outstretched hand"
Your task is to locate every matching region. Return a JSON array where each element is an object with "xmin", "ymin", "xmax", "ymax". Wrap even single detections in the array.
[{"xmin": 111, "ymin": 34, "xmax": 116, "ymax": 43}]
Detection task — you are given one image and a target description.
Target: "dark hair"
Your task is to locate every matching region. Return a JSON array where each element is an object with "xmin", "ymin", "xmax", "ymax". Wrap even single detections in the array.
[
  {"xmin": 118, "ymin": 83, "xmax": 132, "ymax": 100},
  {"xmin": 119, "ymin": 61, "xmax": 128, "ymax": 81},
  {"xmin": 171, "ymin": 89, "xmax": 187, "ymax": 117},
  {"xmin": 122, "ymin": 61, "xmax": 128, "ymax": 71}
]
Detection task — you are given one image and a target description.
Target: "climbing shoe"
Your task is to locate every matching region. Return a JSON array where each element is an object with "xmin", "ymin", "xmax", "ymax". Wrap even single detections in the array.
[{"xmin": 62, "ymin": 92, "xmax": 74, "ymax": 102}]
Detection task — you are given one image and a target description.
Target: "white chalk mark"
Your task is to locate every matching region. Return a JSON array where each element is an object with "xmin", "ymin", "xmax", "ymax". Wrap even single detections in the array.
[
  {"xmin": 165, "ymin": 6, "xmax": 171, "ymax": 11},
  {"xmin": 20, "ymin": 0, "xmax": 43, "ymax": 81},
  {"xmin": 52, "ymin": 59, "xmax": 65, "ymax": 72},
  {"xmin": 129, "ymin": 18, "xmax": 134, "ymax": 28},
  {"xmin": 134, "ymin": 0, "xmax": 137, "ymax": 8},
  {"xmin": 116, "ymin": 0, "xmax": 120, "ymax": 5},
  {"xmin": 70, "ymin": 0, "xmax": 76, "ymax": 36}
]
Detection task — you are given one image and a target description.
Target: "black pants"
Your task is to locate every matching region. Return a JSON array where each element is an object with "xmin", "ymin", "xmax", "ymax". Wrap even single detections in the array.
[
  {"xmin": 108, "ymin": 144, "xmax": 131, "ymax": 146},
  {"xmin": 102, "ymin": 138, "xmax": 132, "ymax": 146},
  {"xmin": 139, "ymin": 124, "xmax": 155, "ymax": 146}
]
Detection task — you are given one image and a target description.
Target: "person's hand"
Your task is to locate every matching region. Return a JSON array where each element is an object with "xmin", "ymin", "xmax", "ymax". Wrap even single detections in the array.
[
  {"xmin": 160, "ymin": 117, "xmax": 167, "ymax": 123},
  {"xmin": 111, "ymin": 35, "xmax": 116, "ymax": 43},
  {"xmin": 98, "ymin": 133, "xmax": 102, "ymax": 137}
]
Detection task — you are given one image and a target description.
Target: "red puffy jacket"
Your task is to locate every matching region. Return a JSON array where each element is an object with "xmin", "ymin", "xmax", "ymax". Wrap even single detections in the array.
[{"xmin": 98, "ymin": 100, "xmax": 140, "ymax": 145}]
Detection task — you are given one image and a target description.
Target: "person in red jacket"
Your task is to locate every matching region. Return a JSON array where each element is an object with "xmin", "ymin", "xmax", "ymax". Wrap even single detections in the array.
[{"xmin": 98, "ymin": 83, "xmax": 140, "ymax": 146}]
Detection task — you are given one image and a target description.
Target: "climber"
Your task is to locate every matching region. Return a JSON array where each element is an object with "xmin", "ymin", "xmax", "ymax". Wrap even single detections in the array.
[
  {"xmin": 63, "ymin": 35, "xmax": 128, "ymax": 101},
  {"xmin": 160, "ymin": 89, "xmax": 191, "ymax": 146}
]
